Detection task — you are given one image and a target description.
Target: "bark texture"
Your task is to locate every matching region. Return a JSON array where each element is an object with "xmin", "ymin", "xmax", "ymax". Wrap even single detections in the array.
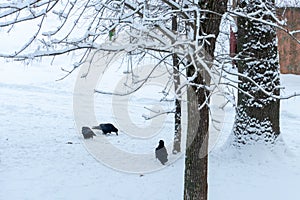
[
  {"xmin": 184, "ymin": 1, "xmax": 227, "ymax": 199},
  {"xmin": 172, "ymin": 14, "xmax": 182, "ymax": 154},
  {"xmin": 234, "ymin": 0, "xmax": 280, "ymax": 144}
]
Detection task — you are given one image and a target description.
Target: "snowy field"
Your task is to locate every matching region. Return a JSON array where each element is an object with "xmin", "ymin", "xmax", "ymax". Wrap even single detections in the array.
[
  {"xmin": 1, "ymin": 56, "xmax": 300, "ymax": 200},
  {"xmin": 1, "ymin": 0, "xmax": 300, "ymax": 199}
]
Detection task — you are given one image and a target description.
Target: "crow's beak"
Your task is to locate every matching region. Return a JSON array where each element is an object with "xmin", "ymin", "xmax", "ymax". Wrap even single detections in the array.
[{"xmin": 92, "ymin": 126, "xmax": 101, "ymax": 130}]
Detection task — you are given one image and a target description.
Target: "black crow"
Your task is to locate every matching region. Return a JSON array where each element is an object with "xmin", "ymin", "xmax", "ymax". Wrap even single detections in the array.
[
  {"xmin": 81, "ymin": 126, "xmax": 96, "ymax": 139},
  {"xmin": 92, "ymin": 123, "xmax": 118, "ymax": 135},
  {"xmin": 155, "ymin": 140, "xmax": 168, "ymax": 165}
]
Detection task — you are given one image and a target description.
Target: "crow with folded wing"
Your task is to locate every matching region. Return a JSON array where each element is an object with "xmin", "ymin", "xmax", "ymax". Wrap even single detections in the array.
[
  {"xmin": 82, "ymin": 126, "xmax": 96, "ymax": 139},
  {"xmin": 155, "ymin": 140, "xmax": 168, "ymax": 165}
]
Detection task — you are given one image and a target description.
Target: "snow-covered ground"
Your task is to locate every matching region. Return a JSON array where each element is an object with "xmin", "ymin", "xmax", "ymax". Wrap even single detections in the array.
[
  {"xmin": 0, "ymin": 59, "xmax": 185, "ymax": 200},
  {"xmin": 1, "ymin": 0, "xmax": 300, "ymax": 199},
  {"xmin": 1, "ymin": 56, "xmax": 300, "ymax": 200},
  {"xmin": 209, "ymin": 74, "xmax": 300, "ymax": 200}
]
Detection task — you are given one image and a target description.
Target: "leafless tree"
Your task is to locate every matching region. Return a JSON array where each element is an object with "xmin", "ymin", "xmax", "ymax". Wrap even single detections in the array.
[{"xmin": 1, "ymin": 0, "xmax": 300, "ymax": 199}]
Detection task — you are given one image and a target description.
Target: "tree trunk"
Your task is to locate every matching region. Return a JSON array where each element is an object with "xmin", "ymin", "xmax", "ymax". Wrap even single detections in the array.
[
  {"xmin": 233, "ymin": 0, "xmax": 280, "ymax": 144},
  {"xmin": 172, "ymin": 14, "xmax": 182, "ymax": 154},
  {"xmin": 183, "ymin": 1, "xmax": 227, "ymax": 199},
  {"xmin": 184, "ymin": 72, "xmax": 209, "ymax": 200}
]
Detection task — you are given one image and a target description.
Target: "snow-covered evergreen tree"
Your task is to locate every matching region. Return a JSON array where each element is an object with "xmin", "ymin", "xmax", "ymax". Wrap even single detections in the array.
[{"xmin": 234, "ymin": 0, "xmax": 280, "ymax": 144}]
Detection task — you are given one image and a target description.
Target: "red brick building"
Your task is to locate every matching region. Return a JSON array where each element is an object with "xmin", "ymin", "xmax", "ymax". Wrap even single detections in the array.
[{"xmin": 277, "ymin": 7, "xmax": 300, "ymax": 74}]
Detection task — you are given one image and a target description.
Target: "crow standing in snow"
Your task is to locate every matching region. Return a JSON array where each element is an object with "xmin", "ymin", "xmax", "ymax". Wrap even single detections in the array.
[
  {"xmin": 82, "ymin": 127, "xmax": 96, "ymax": 139},
  {"xmin": 92, "ymin": 123, "xmax": 118, "ymax": 135},
  {"xmin": 155, "ymin": 140, "xmax": 168, "ymax": 165}
]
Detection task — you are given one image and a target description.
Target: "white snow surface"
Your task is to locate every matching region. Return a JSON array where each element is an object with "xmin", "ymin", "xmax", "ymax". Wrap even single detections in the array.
[
  {"xmin": 1, "ymin": 1, "xmax": 300, "ymax": 199},
  {"xmin": 0, "ymin": 59, "xmax": 185, "ymax": 200},
  {"xmin": 1, "ymin": 57, "xmax": 300, "ymax": 200},
  {"xmin": 209, "ymin": 74, "xmax": 300, "ymax": 200}
]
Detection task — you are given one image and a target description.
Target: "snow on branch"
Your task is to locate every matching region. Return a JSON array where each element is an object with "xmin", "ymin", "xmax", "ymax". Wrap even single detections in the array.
[
  {"xmin": 1, "ymin": 0, "xmax": 298, "ymax": 108},
  {"xmin": 0, "ymin": 0, "xmax": 58, "ymax": 26},
  {"xmin": 223, "ymin": 67, "xmax": 300, "ymax": 100},
  {"xmin": 228, "ymin": 3, "xmax": 300, "ymax": 45},
  {"xmin": 142, "ymin": 106, "xmax": 175, "ymax": 120}
]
